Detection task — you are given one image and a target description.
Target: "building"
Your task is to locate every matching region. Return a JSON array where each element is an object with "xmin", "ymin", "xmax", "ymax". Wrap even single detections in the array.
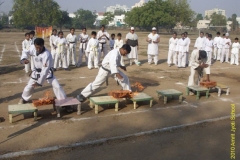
[
  {"xmin": 106, "ymin": 4, "xmax": 130, "ymax": 14},
  {"xmin": 236, "ymin": 17, "xmax": 240, "ymax": 26},
  {"xmin": 227, "ymin": 21, "xmax": 232, "ymax": 31},
  {"xmin": 132, "ymin": 0, "xmax": 145, "ymax": 8},
  {"xmin": 68, "ymin": 13, "xmax": 76, "ymax": 18},
  {"xmin": 205, "ymin": 8, "xmax": 226, "ymax": 18},
  {"xmin": 197, "ymin": 20, "xmax": 211, "ymax": 29},
  {"xmin": 94, "ymin": 12, "xmax": 126, "ymax": 27},
  {"xmin": 94, "ymin": 12, "xmax": 105, "ymax": 26}
]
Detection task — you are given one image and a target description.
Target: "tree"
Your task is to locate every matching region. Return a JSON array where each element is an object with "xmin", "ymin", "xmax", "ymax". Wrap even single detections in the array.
[
  {"xmin": 231, "ymin": 14, "xmax": 238, "ymax": 31},
  {"xmin": 125, "ymin": 0, "xmax": 194, "ymax": 31},
  {"xmin": 58, "ymin": 11, "xmax": 72, "ymax": 30},
  {"xmin": 189, "ymin": 13, "xmax": 204, "ymax": 28},
  {"xmin": 12, "ymin": 0, "xmax": 61, "ymax": 28},
  {"xmin": 210, "ymin": 13, "xmax": 227, "ymax": 31},
  {"xmin": 72, "ymin": 9, "xmax": 96, "ymax": 29},
  {"xmin": 100, "ymin": 12, "xmax": 114, "ymax": 26}
]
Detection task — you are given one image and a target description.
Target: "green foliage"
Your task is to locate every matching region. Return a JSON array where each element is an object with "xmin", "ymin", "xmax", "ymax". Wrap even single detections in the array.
[
  {"xmin": 114, "ymin": 10, "xmax": 125, "ymax": 16},
  {"xmin": 210, "ymin": 13, "xmax": 227, "ymax": 31},
  {"xmin": 231, "ymin": 14, "xmax": 238, "ymax": 31},
  {"xmin": 125, "ymin": 0, "xmax": 195, "ymax": 30},
  {"xmin": 58, "ymin": 11, "xmax": 72, "ymax": 29},
  {"xmin": 190, "ymin": 13, "xmax": 203, "ymax": 28},
  {"xmin": 12, "ymin": 0, "xmax": 61, "ymax": 28},
  {"xmin": 100, "ymin": 12, "xmax": 114, "ymax": 26},
  {"xmin": 72, "ymin": 9, "xmax": 97, "ymax": 29}
]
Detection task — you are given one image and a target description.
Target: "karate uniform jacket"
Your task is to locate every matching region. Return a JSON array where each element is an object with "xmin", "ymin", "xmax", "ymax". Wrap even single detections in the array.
[
  {"xmin": 223, "ymin": 38, "xmax": 232, "ymax": 49},
  {"xmin": 231, "ymin": 42, "xmax": 240, "ymax": 54},
  {"xmin": 204, "ymin": 39, "xmax": 213, "ymax": 52},
  {"xmin": 169, "ymin": 37, "xmax": 178, "ymax": 51},
  {"xmin": 194, "ymin": 37, "xmax": 205, "ymax": 50},
  {"xmin": 86, "ymin": 38, "xmax": 99, "ymax": 55},
  {"xmin": 22, "ymin": 39, "xmax": 31, "ymax": 52},
  {"xmin": 176, "ymin": 38, "xmax": 188, "ymax": 53},
  {"xmin": 66, "ymin": 33, "xmax": 77, "ymax": 44},
  {"xmin": 78, "ymin": 33, "xmax": 89, "ymax": 49}
]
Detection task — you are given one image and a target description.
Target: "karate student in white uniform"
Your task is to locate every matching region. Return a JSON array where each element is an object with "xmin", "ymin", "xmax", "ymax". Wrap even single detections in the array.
[
  {"xmin": 114, "ymin": 33, "xmax": 125, "ymax": 66},
  {"xmin": 66, "ymin": 28, "xmax": 77, "ymax": 66},
  {"xmin": 49, "ymin": 29, "xmax": 58, "ymax": 70},
  {"xmin": 97, "ymin": 25, "xmax": 110, "ymax": 63},
  {"xmin": 231, "ymin": 38, "xmax": 240, "ymax": 65},
  {"xmin": 185, "ymin": 32, "xmax": 191, "ymax": 66},
  {"xmin": 188, "ymin": 50, "xmax": 211, "ymax": 92},
  {"xmin": 109, "ymin": 34, "xmax": 115, "ymax": 50},
  {"xmin": 77, "ymin": 44, "xmax": 132, "ymax": 102},
  {"xmin": 126, "ymin": 27, "xmax": 141, "ymax": 66},
  {"xmin": 176, "ymin": 33, "xmax": 188, "ymax": 68},
  {"xmin": 204, "ymin": 34, "xmax": 214, "ymax": 65},
  {"xmin": 146, "ymin": 27, "xmax": 160, "ymax": 65},
  {"xmin": 29, "ymin": 31, "xmax": 36, "ymax": 70},
  {"xmin": 54, "ymin": 31, "xmax": 69, "ymax": 71},
  {"xmin": 221, "ymin": 33, "xmax": 231, "ymax": 63},
  {"xmin": 213, "ymin": 32, "xmax": 221, "ymax": 60},
  {"xmin": 86, "ymin": 31, "xmax": 99, "ymax": 69},
  {"xmin": 18, "ymin": 38, "xmax": 66, "ymax": 104},
  {"xmin": 194, "ymin": 32, "xmax": 206, "ymax": 50},
  {"xmin": 22, "ymin": 33, "xmax": 31, "ymax": 73},
  {"xmin": 217, "ymin": 34, "xmax": 225, "ymax": 61},
  {"xmin": 168, "ymin": 32, "xmax": 178, "ymax": 67},
  {"xmin": 77, "ymin": 28, "xmax": 89, "ymax": 67}
]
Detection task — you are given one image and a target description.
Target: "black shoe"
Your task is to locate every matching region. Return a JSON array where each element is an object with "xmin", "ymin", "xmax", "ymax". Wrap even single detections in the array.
[
  {"xmin": 77, "ymin": 94, "xmax": 86, "ymax": 102},
  {"xmin": 53, "ymin": 68, "xmax": 57, "ymax": 71},
  {"xmin": 64, "ymin": 68, "xmax": 70, "ymax": 71}
]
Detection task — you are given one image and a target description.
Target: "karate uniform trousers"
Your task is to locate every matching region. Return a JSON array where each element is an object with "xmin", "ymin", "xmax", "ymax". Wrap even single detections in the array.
[
  {"xmin": 231, "ymin": 53, "xmax": 239, "ymax": 65},
  {"xmin": 54, "ymin": 52, "xmax": 68, "ymax": 69},
  {"xmin": 67, "ymin": 43, "xmax": 77, "ymax": 66},
  {"xmin": 188, "ymin": 66, "xmax": 210, "ymax": 86},
  {"xmin": 220, "ymin": 48, "xmax": 230, "ymax": 63},
  {"xmin": 51, "ymin": 47, "xmax": 57, "ymax": 68},
  {"xmin": 178, "ymin": 52, "xmax": 186, "ymax": 67},
  {"xmin": 98, "ymin": 43, "xmax": 108, "ymax": 64},
  {"xmin": 77, "ymin": 44, "xmax": 88, "ymax": 66},
  {"xmin": 88, "ymin": 49, "xmax": 99, "ymax": 69},
  {"xmin": 213, "ymin": 47, "xmax": 218, "ymax": 60},
  {"xmin": 81, "ymin": 67, "xmax": 131, "ymax": 98},
  {"xmin": 168, "ymin": 50, "xmax": 177, "ymax": 65}
]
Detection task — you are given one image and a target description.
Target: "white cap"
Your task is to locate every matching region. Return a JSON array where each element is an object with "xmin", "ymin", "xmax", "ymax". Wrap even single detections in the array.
[
  {"xmin": 152, "ymin": 27, "xmax": 157, "ymax": 30},
  {"xmin": 225, "ymin": 33, "xmax": 229, "ymax": 36},
  {"xmin": 131, "ymin": 27, "xmax": 134, "ymax": 30}
]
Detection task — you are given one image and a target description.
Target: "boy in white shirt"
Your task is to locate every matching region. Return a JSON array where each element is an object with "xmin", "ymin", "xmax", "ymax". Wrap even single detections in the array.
[
  {"xmin": 22, "ymin": 33, "xmax": 31, "ymax": 73},
  {"xmin": 86, "ymin": 31, "xmax": 99, "ymax": 69},
  {"xmin": 168, "ymin": 32, "xmax": 178, "ymax": 67},
  {"xmin": 176, "ymin": 33, "xmax": 188, "ymax": 68},
  {"xmin": 54, "ymin": 31, "xmax": 69, "ymax": 71},
  {"xmin": 66, "ymin": 28, "xmax": 77, "ymax": 67},
  {"xmin": 114, "ymin": 33, "xmax": 125, "ymax": 66},
  {"xmin": 217, "ymin": 34, "xmax": 225, "ymax": 61},
  {"xmin": 221, "ymin": 33, "xmax": 231, "ymax": 63},
  {"xmin": 231, "ymin": 38, "xmax": 240, "ymax": 65},
  {"xmin": 109, "ymin": 34, "xmax": 115, "ymax": 50},
  {"xmin": 204, "ymin": 34, "xmax": 214, "ymax": 65},
  {"xmin": 194, "ymin": 32, "xmax": 205, "ymax": 50},
  {"xmin": 49, "ymin": 29, "xmax": 58, "ymax": 69},
  {"xmin": 213, "ymin": 32, "xmax": 221, "ymax": 60},
  {"xmin": 77, "ymin": 28, "xmax": 89, "ymax": 67}
]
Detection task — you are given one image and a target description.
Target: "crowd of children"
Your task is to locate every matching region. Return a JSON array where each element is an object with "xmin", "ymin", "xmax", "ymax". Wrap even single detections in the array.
[{"xmin": 167, "ymin": 31, "xmax": 240, "ymax": 67}]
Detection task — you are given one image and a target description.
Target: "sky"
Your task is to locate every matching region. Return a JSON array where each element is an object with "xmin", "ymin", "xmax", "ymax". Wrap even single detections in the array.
[{"xmin": 0, "ymin": 0, "xmax": 239, "ymax": 18}]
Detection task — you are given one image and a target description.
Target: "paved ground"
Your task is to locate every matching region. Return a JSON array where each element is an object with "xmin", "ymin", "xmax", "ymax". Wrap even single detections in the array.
[{"xmin": 0, "ymin": 30, "xmax": 239, "ymax": 159}]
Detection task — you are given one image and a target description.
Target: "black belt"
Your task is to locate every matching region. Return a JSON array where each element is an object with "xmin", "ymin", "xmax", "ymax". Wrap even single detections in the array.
[
  {"xmin": 69, "ymin": 42, "xmax": 75, "ymax": 44},
  {"xmin": 102, "ymin": 66, "xmax": 111, "ymax": 73},
  {"xmin": 31, "ymin": 68, "xmax": 54, "ymax": 80},
  {"xmin": 100, "ymin": 42, "xmax": 106, "ymax": 52}
]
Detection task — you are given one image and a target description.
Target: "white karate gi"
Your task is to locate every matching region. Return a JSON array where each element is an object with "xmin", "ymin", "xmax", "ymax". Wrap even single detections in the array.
[
  {"xmin": 176, "ymin": 38, "xmax": 188, "ymax": 67},
  {"xmin": 66, "ymin": 33, "xmax": 77, "ymax": 66},
  {"xmin": 185, "ymin": 37, "xmax": 191, "ymax": 65},
  {"xmin": 194, "ymin": 37, "xmax": 206, "ymax": 50},
  {"xmin": 77, "ymin": 33, "xmax": 89, "ymax": 66},
  {"xmin": 54, "ymin": 37, "xmax": 68, "ymax": 69},
  {"xmin": 217, "ymin": 37, "xmax": 224, "ymax": 61},
  {"xmin": 204, "ymin": 39, "xmax": 213, "ymax": 65},
  {"xmin": 168, "ymin": 37, "xmax": 178, "ymax": 65},
  {"xmin": 21, "ymin": 45, "xmax": 66, "ymax": 101},
  {"xmin": 29, "ymin": 37, "xmax": 36, "ymax": 70},
  {"xmin": 49, "ymin": 35, "xmax": 58, "ymax": 67},
  {"xmin": 126, "ymin": 32, "xmax": 139, "ymax": 65},
  {"xmin": 22, "ymin": 39, "xmax": 31, "ymax": 73},
  {"xmin": 81, "ymin": 49, "xmax": 131, "ymax": 98},
  {"xmin": 213, "ymin": 36, "xmax": 220, "ymax": 60},
  {"xmin": 188, "ymin": 49, "xmax": 211, "ymax": 86},
  {"xmin": 231, "ymin": 42, "xmax": 240, "ymax": 65},
  {"xmin": 86, "ymin": 38, "xmax": 99, "ymax": 69},
  {"xmin": 221, "ymin": 38, "xmax": 232, "ymax": 63},
  {"xmin": 97, "ymin": 30, "xmax": 110, "ymax": 63},
  {"xmin": 114, "ymin": 39, "xmax": 125, "ymax": 66},
  {"xmin": 109, "ymin": 39, "xmax": 115, "ymax": 50},
  {"xmin": 147, "ymin": 33, "xmax": 160, "ymax": 65}
]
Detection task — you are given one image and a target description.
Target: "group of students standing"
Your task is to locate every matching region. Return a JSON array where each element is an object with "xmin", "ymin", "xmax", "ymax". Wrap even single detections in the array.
[{"xmin": 167, "ymin": 31, "xmax": 240, "ymax": 68}]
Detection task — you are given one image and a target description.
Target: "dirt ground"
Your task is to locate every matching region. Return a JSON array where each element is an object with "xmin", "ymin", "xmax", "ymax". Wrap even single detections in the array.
[{"xmin": 0, "ymin": 30, "xmax": 239, "ymax": 159}]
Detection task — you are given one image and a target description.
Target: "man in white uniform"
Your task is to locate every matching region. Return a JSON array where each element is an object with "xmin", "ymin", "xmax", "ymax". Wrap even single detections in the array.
[
  {"xmin": 146, "ymin": 27, "xmax": 160, "ymax": 65},
  {"xmin": 66, "ymin": 28, "xmax": 77, "ymax": 66},
  {"xmin": 126, "ymin": 27, "xmax": 141, "ymax": 66},
  {"xmin": 97, "ymin": 25, "xmax": 110, "ymax": 64},
  {"xmin": 204, "ymin": 34, "xmax": 213, "ymax": 65},
  {"xmin": 49, "ymin": 29, "xmax": 58, "ymax": 69},
  {"xmin": 77, "ymin": 44, "xmax": 132, "ymax": 102},
  {"xmin": 231, "ymin": 38, "xmax": 240, "ymax": 65},
  {"xmin": 213, "ymin": 32, "xmax": 221, "ymax": 60},
  {"xmin": 185, "ymin": 32, "xmax": 191, "ymax": 67},
  {"xmin": 77, "ymin": 28, "xmax": 89, "ymax": 67},
  {"xmin": 188, "ymin": 50, "xmax": 211, "ymax": 89},
  {"xmin": 176, "ymin": 33, "xmax": 188, "ymax": 68},
  {"xmin": 86, "ymin": 31, "xmax": 99, "ymax": 69},
  {"xmin": 168, "ymin": 32, "xmax": 178, "ymax": 67},
  {"xmin": 18, "ymin": 38, "xmax": 66, "ymax": 104},
  {"xmin": 194, "ymin": 32, "xmax": 205, "ymax": 50},
  {"xmin": 22, "ymin": 33, "xmax": 31, "ymax": 73},
  {"xmin": 217, "ymin": 34, "xmax": 225, "ymax": 61},
  {"xmin": 221, "ymin": 33, "xmax": 231, "ymax": 63}
]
